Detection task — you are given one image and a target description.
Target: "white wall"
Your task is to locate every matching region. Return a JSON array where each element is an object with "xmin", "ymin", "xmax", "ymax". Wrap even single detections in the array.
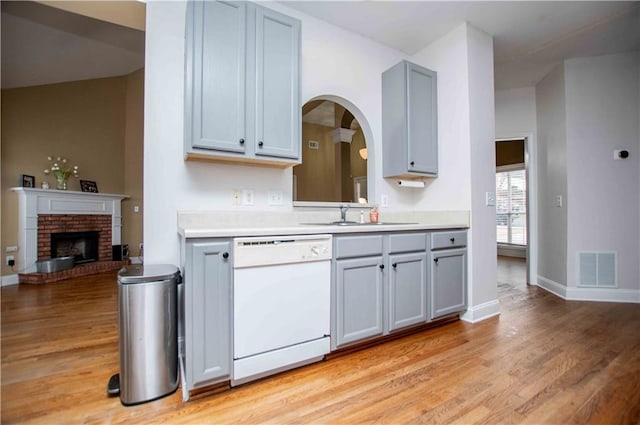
[
  {"xmin": 144, "ymin": 2, "xmax": 499, "ymax": 315},
  {"xmin": 536, "ymin": 64, "xmax": 568, "ymax": 286},
  {"xmin": 413, "ymin": 24, "xmax": 498, "ymax": 321},
  {"xmin": 564, "ymin": 52, "xmax": 640, "ymax": 291},
  {"xmin": 495, "ymin": 87, "xmax": 536, "ymax": 139}
]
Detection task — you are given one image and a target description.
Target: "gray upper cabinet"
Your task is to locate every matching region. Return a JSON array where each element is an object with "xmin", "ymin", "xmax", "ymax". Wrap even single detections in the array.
[
  {"xmin": 382, "ymin": 60, "xmax": 438, "ymax": 178},
  {"xmin": 185, "ymin": 1, "xmax": 301, "ymax": 166},
  {"xmin": 254, "ymin": 6, "xmax": 300, "ymax": 159},
  {"xmin": 184, "ymin": 239, "xmax": 232, "ymax": 391}
]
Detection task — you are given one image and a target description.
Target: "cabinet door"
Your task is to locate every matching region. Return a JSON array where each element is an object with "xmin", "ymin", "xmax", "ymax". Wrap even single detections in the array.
[
  {"xmin": 388, "ymin": 252, "xmax": 428, "ymax": 332},
  {"xmin": 189, "ymin": 1, "xmax": 246, "ymax": 153},
  {"xmin": 335, "ymin": 256, "xmax": 384, "ymax": 348},
  {"xmin": 430, "ymin": 248, "xmax": 467, "ymax": 319},
  {"xmin": 186, "ymin": 241, "xmax": 231, "ymax": 388},
  {"xmin": 406, "ymin": 63, "xmax": 437, "ymax": 175},
  {"xmin": 254, "ymin": 6, "xmax": 300, "ymax": 159}
]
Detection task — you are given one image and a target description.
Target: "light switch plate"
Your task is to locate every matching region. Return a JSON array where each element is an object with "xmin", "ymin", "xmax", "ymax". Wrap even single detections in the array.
[
  {"xmin": 485, "ymin": 191, "xmax": 496, "ymax": 206},
  {"xmin": 242, "ymin": 189, "xmax": 254, "ymax": 206},
  {"xmin": 380, "ymin": 194, "xmax": 389, "ymax": 208}
]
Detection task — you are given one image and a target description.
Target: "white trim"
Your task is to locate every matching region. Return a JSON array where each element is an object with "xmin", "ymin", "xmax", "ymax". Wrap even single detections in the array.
[
  {"xmin": 1, "ymin": 274, "xmax": 19, "ymax": 286},
  {"xmin": 536, "ymin": 275, "xmax": 639, "ymax": 303},
  {"xmin": 460, "ymin": 299, "xmax": 500, "ymax": 323},
  {"xmin": 497, "ymin": 244, "xmax": 526, "ymax": 258},
  {"xmin": 536, "ymin": 275, "xmax": 567, "ymax": 298}
]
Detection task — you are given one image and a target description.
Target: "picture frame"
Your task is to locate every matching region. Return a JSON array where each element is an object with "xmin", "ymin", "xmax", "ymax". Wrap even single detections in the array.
[
  {"xmin": 21, "ymin": 174, "xmax": 35, "ymax": 188},
  {"xmin": 80, "ymin": 180, "xmax": 98, "ymax": 193}
]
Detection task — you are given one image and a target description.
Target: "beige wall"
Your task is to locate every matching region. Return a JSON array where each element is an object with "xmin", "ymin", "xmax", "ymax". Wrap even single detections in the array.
[
  {"xmin": 1, "ymin": 71, "xmax": 144, "ymax": 276},
  {"xmin": 295, "ymin": 122, "xmax": 339, "ymax": 202}
]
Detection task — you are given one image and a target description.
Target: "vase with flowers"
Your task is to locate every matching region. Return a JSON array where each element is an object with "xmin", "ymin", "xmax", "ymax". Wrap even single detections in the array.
[{"xmin": 43, "ymin": 156, "xmax": 79, "ymax": 190}]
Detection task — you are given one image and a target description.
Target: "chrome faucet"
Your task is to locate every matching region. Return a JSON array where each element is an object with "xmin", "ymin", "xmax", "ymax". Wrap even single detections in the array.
[{"xmin": 339, "ymin": 204, "xmax": 349, "ymax": 222}]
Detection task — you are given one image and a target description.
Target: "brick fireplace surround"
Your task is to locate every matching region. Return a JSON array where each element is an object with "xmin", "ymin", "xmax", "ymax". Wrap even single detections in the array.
[{"xmin": 11, "ymin": 188, "xmax": 129, "ymax": 284}]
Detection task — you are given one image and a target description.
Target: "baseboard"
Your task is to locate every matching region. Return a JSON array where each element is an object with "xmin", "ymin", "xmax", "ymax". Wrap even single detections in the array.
[
  {"xmin": 536, "ymin": 276, "xmax": 567, "ymax": 299},
  {"xmin": 1, "ymin": 274, "xmax": 19, "ymax": 286},
  {"xmin": 460, "ymin": 299, "xmax": 500, "ymax": 323},
  {"xmin": 536, "ymin": 275, "xmax": 639, "ymax": 303},
  {"xmin": 497, "ymin": 245, "xmax": 526, "ymax": 258}
]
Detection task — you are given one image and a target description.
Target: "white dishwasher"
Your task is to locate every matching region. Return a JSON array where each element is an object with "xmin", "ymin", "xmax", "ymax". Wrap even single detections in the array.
[{"xmin": 232, "ymin": 234, "xmax": 332, "ymax": 386}]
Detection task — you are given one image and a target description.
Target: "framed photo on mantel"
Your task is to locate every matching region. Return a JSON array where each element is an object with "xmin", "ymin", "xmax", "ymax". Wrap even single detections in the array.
[
  {"xmin": 80, "ymin": 180, "xmax": 98, "ymax": 193},
  {"xmin": 21, "ymin": 174, "xmax": 35, "ymax": 188}
]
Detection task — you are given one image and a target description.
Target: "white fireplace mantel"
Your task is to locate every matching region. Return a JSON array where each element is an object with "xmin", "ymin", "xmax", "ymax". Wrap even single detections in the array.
[{"xmin": 11, "ymin": 188, "xmax": 129, "ymax": 273}]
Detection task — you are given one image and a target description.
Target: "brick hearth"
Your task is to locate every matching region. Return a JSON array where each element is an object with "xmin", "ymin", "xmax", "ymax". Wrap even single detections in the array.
[
  {"xmin": 19, "ymin": 261, "xmax": 130, "ymax": 284},
  {"xmin": 38, "ymin": 214, "xmax": 112, "ymax": 261}
]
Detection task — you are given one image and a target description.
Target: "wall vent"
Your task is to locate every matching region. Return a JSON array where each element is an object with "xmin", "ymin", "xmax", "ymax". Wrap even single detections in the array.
[{"xmin": 578, "ymin": 252, "xmax": 616, "ymax": 287}]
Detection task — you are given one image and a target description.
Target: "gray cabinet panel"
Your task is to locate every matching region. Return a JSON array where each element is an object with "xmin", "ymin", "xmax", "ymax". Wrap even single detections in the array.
[
  {"xmin": 382, "ymin": 60, "xmax": 438, "ymax": 178},
  {"xmin": 431, "ymin": 230, "xmax": 467, "ymax": 250},
  {"xmin": 254, "ymin": 6, "xmax": 300, "ymax": 159},
  {"xmin": 388, "ymin": 232, "xmax": 427, "ymax": 254},
  {"xmin": 335, "ymin": 256, "xmax": 384, "ymax": 347},
  {"xmin": 186, "ymin": 240, "xmax": 231, "ymax": 389},
  {"xmin": 388, "ymin": 252, "xmax": 428, "ymax": 332},
  {"xmin": 335, "ymin": 235, "xmax": 384, "ymax": 259},
  {"xmin": 189, "ymin": 1, "xmax": 246, "ymax": 153},
  {"xmin": 407, "ymin": 63, "xmax": 437, "ymax": 174},
  {"xmin": 430, "ymin": 248, "xmax": 467, "ymax": 319}
]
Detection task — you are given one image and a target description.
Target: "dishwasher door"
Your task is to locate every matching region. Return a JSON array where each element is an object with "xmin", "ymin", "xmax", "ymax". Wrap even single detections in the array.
[{"xmin": 234, "ymin": 260, "xmax": 330, "ymax": 359}]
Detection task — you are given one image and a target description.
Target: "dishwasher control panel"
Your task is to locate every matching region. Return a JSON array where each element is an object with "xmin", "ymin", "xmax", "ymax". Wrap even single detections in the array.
[{"xmin": 233, "ymin": 234, "xmax": 332, "ymax": 268}]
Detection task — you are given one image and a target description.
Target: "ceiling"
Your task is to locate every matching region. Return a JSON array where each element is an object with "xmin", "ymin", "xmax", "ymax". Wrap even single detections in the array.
[
  {"xmin": 285, "ymin": 1, "xmax": 640, "ymax": 90},
  {"xmin": 1, "ymin": 1, "xmax": 144, "ymax": 89},
  {"xmin": 1, "ymin": 1, "xmax": 639, "ymax": 90}
]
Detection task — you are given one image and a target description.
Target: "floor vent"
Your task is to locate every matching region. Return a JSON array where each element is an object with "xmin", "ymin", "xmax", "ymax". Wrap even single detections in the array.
[{"xmin": 578, "ymin": 252, "xmax": 616, "ymax": 287}]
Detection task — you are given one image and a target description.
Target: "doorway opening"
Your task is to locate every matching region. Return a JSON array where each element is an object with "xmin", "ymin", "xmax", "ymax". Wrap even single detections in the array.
[{"xmin": 496, "ymin": 138, "xmax": 528, "ymax": 291}]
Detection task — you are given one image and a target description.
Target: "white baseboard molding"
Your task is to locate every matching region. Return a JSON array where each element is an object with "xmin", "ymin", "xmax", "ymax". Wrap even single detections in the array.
[
  {"xmin": 1, "ymin": 274, "xmax": 19, "ymax": 287},
  {"xmin": 536, "ymin": 275, "xmax": 640, "ymax": 303},
  {"xmin": 460, "ymin": 299, "xmax": 500, "ymax": 323}
]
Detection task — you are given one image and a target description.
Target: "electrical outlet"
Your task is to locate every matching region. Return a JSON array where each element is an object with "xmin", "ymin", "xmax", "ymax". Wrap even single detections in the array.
[
  {"xmin": 556, "ymin": 195, "xmax": 563, "ymax": 207},
  {"xmin": 381, "ymin": 194, "xmax": 389, "ymax": 208},
  {"xmin": 6, "ymin": 255, "xmax": 15, "ymax": 266},
  {"xmin": 268, "ymin": 190, "xmax": 283, "ymax": 205},
  {"xmin": 486, "ymin": 191, "xmax": 496, "ymax": 206},
  {"xmin": 134, "ymin": 205, "xmax": 140, "ymax": 213},
  {"xmin": 242, "ymin": 189, "xmax": 254, "ymax": 206},
  {"xmin": 232, "ymin": 190, "xmax": 241, "ymax": 206}
]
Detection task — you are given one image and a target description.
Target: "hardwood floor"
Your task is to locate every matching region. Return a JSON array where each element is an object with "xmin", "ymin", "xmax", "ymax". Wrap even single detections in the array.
[{"xmin": 2, "ymin": 260, "xmax": 639, "ymax": 424}]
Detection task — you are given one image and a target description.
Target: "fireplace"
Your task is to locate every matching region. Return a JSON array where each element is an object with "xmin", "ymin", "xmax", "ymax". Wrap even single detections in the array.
[{"xmin": 51, "ymin": 231, "xmax": 100, "ymax": 264}]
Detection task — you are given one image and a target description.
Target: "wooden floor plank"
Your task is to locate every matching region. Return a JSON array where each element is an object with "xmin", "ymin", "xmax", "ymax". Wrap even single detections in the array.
[{"xmin": 2, "ymin": 258, "xmax": 639, "ymax": 424}]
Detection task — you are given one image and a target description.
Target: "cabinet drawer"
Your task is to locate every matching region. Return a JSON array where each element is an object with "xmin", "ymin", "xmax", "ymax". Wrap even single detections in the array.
[
  {"xmin": 388, "ymin": 232, "xmax": 426, "ymax": 253},
  {"xmin": 431, "ymin": 231, "xmax": 467, "ymax": 250},
  {"xmin": 335, "ymin": 235, "xmax": 384, "ymax": 259}
]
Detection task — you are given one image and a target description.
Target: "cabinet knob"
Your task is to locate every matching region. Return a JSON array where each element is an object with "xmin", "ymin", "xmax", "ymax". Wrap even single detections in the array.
[
  {"xmin": 434, "ymin": 257, "xmax": 439, "ymax": 264},
  {"xmin": 222, "ymin": 252, "xmax": 229, "ymax": 259},
  {"xmin": 379, "ymin": 264, "xmax": 384, "ymax": 270},
  {"xmin": 239, "ymin": 138, "xmax": 245, "ymax": 145},
  {"xmin": 258, "ymin": 141, "xmax": 264, "ymax": 147},
  {"xmin": 410, "ymin": 161, "xmax": 415, "ymax": 167},
  {"xmin": 450, "ymin": 237, "xmax": 455, "ymax": 243},
  {"xmin": 392, "ymin": 263, "xmax": 397, "ymax": 269}
]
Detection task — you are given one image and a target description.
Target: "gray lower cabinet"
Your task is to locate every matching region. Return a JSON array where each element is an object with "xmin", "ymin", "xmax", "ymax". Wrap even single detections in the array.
[
  {"xmin": 388, "ymin": 252, "xmax": 428, "ymax": 332},
  {"xmin": 430, "ymin": 231, "xmax": 467, "ymax": 319},
  {"xmin": 382, "ymin": 60, "xmax": 438, "ymax": 178},
  {"xmin": 333, "ymin": 232, "xmax": 429, "ymax": 349},
  {"xmin": 185, "ymin": 1, "xmax": 300, "ymax": 166},
  {"xmin": 334, "ymin": 256, "xmax": 385, "ymax": 348},
  {"xmin": 183, "ymin": 239, "xmax": 232, "ymax": 391}
]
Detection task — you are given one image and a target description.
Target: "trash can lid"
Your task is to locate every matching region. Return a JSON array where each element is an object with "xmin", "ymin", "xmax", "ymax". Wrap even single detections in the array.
[{"xmin": 118, "ymin": 264, "xmax": 180, "ymax": 284}]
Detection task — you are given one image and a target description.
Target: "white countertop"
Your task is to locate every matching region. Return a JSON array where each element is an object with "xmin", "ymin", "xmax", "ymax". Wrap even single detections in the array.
[{"xmin": 178, "ymin": 210, "xmax": 469, "ymax": 238}]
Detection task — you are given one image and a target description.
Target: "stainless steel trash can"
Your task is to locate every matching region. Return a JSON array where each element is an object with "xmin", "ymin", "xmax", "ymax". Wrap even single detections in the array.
[{"xmin": 116, "ymin": 264, "xmax": 180, "ymax": 405}]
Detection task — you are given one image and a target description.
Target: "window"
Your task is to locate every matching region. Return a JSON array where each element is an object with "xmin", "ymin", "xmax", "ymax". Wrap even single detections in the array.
[{"xmin": 496, "ymin": 166, "xmax": 526, "ymax": 245}]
